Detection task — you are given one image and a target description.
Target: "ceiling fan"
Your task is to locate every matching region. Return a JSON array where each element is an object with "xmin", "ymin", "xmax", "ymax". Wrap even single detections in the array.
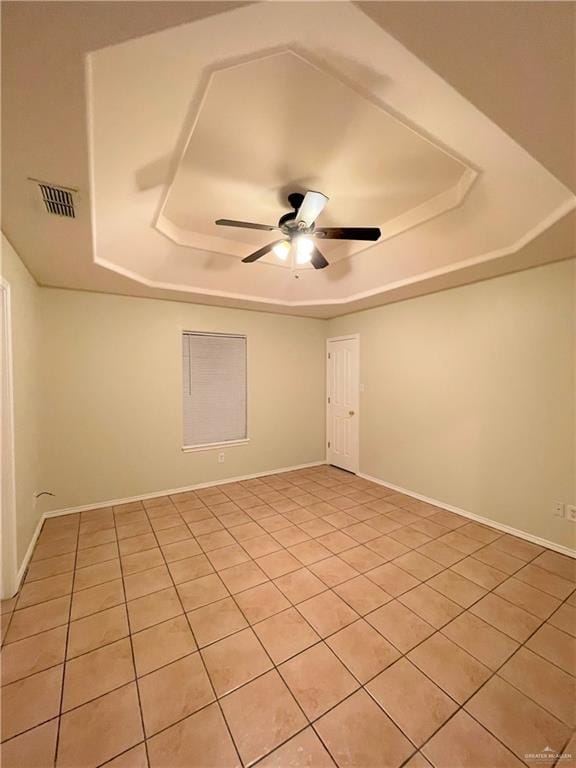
[{"xmin": 215, "ymin": 191, "xmax": 381, "ymax": 270}]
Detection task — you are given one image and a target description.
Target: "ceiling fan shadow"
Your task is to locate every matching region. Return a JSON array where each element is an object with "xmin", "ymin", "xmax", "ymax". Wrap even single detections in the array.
[
  {"xmin": 134, "ymin": 153, "xmax": 173, "ymax": 192},
  {"xmin": 321, "ymin": 254, "xmax": 353, "ymax": 281},
  {"xmin": 198, "ymin": 251, "xmax": 242, "ymax": 272}
]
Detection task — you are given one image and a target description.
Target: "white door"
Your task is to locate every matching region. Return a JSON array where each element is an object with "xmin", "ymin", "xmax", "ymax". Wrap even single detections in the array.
[{"xmin": 327, "ymin": 335, "xmax": 359, "ymax": 473}]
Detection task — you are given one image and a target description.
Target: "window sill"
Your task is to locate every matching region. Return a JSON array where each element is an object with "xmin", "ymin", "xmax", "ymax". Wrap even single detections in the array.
[{"xmin": 182, "ymin": 438, "xmax": 250, "ymax": 453}]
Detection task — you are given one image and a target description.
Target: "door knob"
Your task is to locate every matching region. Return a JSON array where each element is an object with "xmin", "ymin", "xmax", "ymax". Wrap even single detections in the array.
[{"xmin": 349, "ymin": 411, "xmax": 355, "ymax": 416}]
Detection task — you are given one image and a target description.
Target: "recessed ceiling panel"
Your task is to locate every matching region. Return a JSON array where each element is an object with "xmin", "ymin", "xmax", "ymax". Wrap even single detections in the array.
[
  {"xmin": 156, "ymin": 51, "xmax": 474, "ymax": 267},
  {"xmin": 85, "ymin": 2, "xmax": 575, "ymax": 312}
]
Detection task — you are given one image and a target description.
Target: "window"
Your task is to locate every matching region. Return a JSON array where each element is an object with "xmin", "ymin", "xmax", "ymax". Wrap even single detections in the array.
[{"xmin": 182, "ymin": 332, "xmax": 247, "ymax": 449}]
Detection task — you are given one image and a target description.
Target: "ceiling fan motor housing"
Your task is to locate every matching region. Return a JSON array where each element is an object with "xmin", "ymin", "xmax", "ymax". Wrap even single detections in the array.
[{"xmin": 278, "ymin": 192, "xmax": 306, "ymax": 229}]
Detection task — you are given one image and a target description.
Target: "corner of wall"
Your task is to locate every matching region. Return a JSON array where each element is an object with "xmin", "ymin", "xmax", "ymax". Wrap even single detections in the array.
[{"xmin": 1, "ymin": 233, "xmax": 43, "ymax": 587}]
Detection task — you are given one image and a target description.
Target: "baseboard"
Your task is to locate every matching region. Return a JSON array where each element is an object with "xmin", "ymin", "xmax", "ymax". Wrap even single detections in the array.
[
  {"xmin": 8, "ymin": 460, "xmax": 325, "ymax": 592},
  {"xmin": 14, "ymin": 515, "xmax": 44, "ymax": 591},
  {"xmin": 357, "ymin": 472, "xmax": 576, "ymax": 560},
  {"xmin": 16, "ymin": 460, "xmax": 571, "ymax": 594},
  {"xmin": 43, "ymin": 460, "xmax": 328, "ymax": 519}
]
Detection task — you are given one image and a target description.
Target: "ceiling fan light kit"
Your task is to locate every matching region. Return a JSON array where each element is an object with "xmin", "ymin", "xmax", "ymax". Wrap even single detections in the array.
[
  {"xmin": 272, "ymin": 241, "xmax": 291, "ymax": 260},
  {"xmin": 215, "ymin": 189, "xmax": 382, "ymax": 270},
  {"xmin": 295, "ymin": 236, "xmax": 314, "ymax": 264}
]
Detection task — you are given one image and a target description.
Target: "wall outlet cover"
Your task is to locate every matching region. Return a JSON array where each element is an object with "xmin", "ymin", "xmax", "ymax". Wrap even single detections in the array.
[
  {"xmin": 553, "ymin": 501, "xmax": 565, "ymax": 518},
  {"xmin": 565, "ymin": 504, "xmax": 576, "ymax": 523}
]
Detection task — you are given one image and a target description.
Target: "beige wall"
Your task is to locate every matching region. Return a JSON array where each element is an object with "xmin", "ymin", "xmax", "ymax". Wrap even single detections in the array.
[
  {"xmin": 1, "ymin": 235, "xmax": 42, "ymax": 567},
  {"xmin": 328, "ymin": 260, "xmax": 576, "ymax": 549},
  {"xmin": 3, "ymin": 233, "xmax": 574, "ymax": 573},
  {"xmin": 39, "ymin": 289, "xmax": 326, "ymax": 511}
]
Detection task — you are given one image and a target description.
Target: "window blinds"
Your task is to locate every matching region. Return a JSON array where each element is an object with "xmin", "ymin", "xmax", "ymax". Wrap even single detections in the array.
[{"xmin": 182, "ymin": 332, "xmax": 247, "ymax": 447}]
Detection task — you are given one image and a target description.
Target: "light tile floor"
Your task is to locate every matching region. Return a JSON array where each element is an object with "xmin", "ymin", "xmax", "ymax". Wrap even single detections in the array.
[{"xmin": 1, "ymin": 466, "xmax": 575, "ymax": 767}]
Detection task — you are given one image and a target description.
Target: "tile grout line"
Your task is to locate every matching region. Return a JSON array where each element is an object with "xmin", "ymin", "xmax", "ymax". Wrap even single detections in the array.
[
  {"xmin": 140, "ymin": 498, "xmax": 342, "ymax": 768},
  {"xmin": 1, "ymin": 468, "xmax": 574, "ymax": 767},
  {"xmin": 394, "ymin": 576, "xmax": 576, "ymax": 768},
  {"xmin": 0, "ymin": 533, "xmax": 569, "ymax": 663},
  {"xmin": 1, "ymin": 506, "xmax": 571, "ymax": 651},
  {"xmin": 251, "ymin": 546, "xmax": 566, "ymax": 766},
  {"xmin": 138, "ymin": 496, "xmax": 247, "ymax": 768},
  {"xmin": 0, "ymin": 523, "xmax": 79, "ymax": 642},
  {"xmin": 189, "ymin": 526, "xmax": 348, "ymax": 768},
  {"xmin": 137, "ymin": 485, "xmax": 576, "ymax": 767},
  {"xmin": 3, "ymin": 591, "xmax": 571, "ymax": 764},
  {"xmin": 113, "ymin": 503, "xmax": 152, "ymax": 768},
  {"xmin": 12, "ymin": 487, "xmax": 561, "ymax": 594},
  {"xmin": 4, "ymin": 532, "xmax": 572, "ymax": 718},
  {"xmin": 373, "ymin": 546, "xmax": 576, "ymax": 766},
  {"xmin": 132, "ymin": 494, "xmax": 575, "ymax": 766},
  {"xmin": 134, "ymin": 483, "xmax": 347, "ymax": 767},
  {"xmin": 4, "ymin": 529, "xmax": 565, "ymax": 644},
  {"xmin": 249, "ymin": 544, "xmax": 575, "ymax": 768},
  {"xmin": 53, "ymin": 514, "xmax": 81, "ymax": 767}
]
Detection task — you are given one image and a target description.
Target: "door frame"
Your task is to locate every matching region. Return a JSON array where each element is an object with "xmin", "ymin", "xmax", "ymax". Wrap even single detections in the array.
[
  {"xmin": 1, "ymin": 277, "xmax": 18, "ymax": 598},
  {"xmin": 326, "ymin": 334, "xmax": 360, "ymax": 474}
]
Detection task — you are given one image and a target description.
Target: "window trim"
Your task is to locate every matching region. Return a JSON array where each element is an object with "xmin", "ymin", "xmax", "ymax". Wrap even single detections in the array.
[
  {"xmin": 182, "ymin": 438, "xmax": 250, "ymax": 453},
  {"xmin": 181, "ymin": 330, "xmax": 249, "ymax": 452}
]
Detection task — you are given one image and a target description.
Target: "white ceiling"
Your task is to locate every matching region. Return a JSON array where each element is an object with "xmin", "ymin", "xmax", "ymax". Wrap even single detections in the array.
[{"xmin": 2, "ymin": 1, "xmax": 575, "ymax": 318}]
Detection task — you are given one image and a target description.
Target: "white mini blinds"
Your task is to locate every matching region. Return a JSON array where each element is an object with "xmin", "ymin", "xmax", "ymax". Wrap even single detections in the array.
[{"xmin": 182, "ymin": 332, "xmax": 247, "ymax": 448}]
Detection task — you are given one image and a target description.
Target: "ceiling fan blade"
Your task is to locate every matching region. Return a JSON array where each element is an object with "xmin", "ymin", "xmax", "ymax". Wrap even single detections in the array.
[
  {"xmin": 215, "ymin": 219, "xmax": 278, "ymax": 231},
  {"xmin": 314, "ymin": 227, "xmax": 381, "ymax": 241},
  {"xmin": 310, "ymin": 245, "xmax": 329, "ymax": 270},
  {"xmin": 241, "ymin": 239, "xmax": 285, "ymax": 263},
  {"xmin": 295, "ymin": 191, "xmax": 329, "ymax": 228}
]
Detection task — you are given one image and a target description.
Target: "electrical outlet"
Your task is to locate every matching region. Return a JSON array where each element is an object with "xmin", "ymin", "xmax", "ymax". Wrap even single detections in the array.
[
  {"xmin": 553, "ymin": 501, "xmax": 565, "ymax": 518},
  {"xmin": 566, "ymin": 504, "xmax": 576, "ymax": 523},
  {"xmin": 218, "ymin": 452, "xmax": 225, "ymax": 464}
]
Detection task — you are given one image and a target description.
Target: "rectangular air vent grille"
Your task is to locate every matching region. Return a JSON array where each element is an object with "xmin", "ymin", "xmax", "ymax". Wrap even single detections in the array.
[
  {"xmin": 29, "ymin": 179, "xmax": 77, "ymax": 218},
  {"xmin": 39, "ymin": 183, "xmax": 75, "ymax": 217}
]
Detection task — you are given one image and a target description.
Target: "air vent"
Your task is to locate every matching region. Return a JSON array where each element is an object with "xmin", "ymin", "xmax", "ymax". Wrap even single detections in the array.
[{"xmin": 30, "ymin": 179, "xmax": 77, "ymax": 218}]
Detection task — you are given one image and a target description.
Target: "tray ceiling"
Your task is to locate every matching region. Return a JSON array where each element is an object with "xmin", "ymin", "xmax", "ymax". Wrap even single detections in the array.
[
  {"xmin": 2, "ymin": 1, "xmax": 574, "ymax": 318},
  {"xmin": 157, "ymin": 50, "xmax": 475, "ymax": 267},
  {"xmin": 86, "ymin": 2, "xmax": 574, "ymax": 310}
]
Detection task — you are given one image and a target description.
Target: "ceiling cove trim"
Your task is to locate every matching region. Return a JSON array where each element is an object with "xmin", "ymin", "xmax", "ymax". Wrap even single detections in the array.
[
  {"xmin": 94, "ymin": 196, "xmax": 576, "ymax": 309},
  {"xmin": 84, "ymin": 1, "xmax": 575, "ymax": 309},
  {"xmin": 152, "ymin": 47, "xmax": 478, "ymax": 261},
  {"xmin": 154, "ymin": 165, "xmax": 478, "ymax": 266}
]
